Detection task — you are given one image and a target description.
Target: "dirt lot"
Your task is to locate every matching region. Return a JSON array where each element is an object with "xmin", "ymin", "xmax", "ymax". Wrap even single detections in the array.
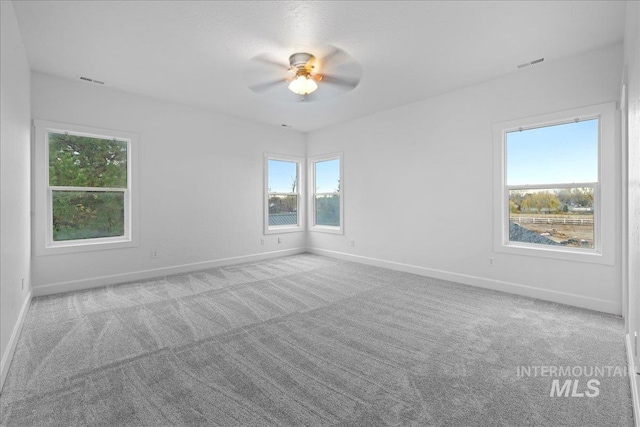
[
  {"xmin": 509, "ymin": 214, "xmax": 594, "ymax": 248},
  {"xmin": 519, "ymin": 223, "xmax": 593, "ymax": 247}
]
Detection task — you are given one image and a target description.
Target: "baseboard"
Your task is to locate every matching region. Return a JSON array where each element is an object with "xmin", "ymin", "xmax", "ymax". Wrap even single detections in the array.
[
  {"xmin": 32, "ymin": 247, "xmax": 307, "ymax": 297},
  {"xmin": 627, "ymin": 334, "xmax": 640, "ymax": 427},
  {"xmin": 308, "ymin": 248, "xmax": 621, "ymax": 315},
  {"xmin": 0, "ymin": 290, "xmax": 32, "ymax": 394}
]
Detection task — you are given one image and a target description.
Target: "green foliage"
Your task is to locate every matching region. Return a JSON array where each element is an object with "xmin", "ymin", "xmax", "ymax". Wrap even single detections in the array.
[
  {"xmin": 520, "ymin": 191, "xmax": 561, "ymax": 213},
  {"xmin": 556, "ymin": 188, "xmax": 593, "ymax": 208},
  {"xmin": 49, "ymin": 132, "xmax": 127, "ymax": 188},
  {"xmin": 509, "ymin": 191, "xmax": 524, "ymax": 210},
  {"xmin": 316, "ymin": 195, "xmax": 340, "ymax": 226},
  {"xmin": 509, "ymin": 187, "xmax": 593, "ymax": 214},
  {"xmin": 52, "ymin": 191, "xmax": 124, "ymax": 241},
  {"xmin": 49, "ymin": 132, "xmax": 127, "ymax": 241}
]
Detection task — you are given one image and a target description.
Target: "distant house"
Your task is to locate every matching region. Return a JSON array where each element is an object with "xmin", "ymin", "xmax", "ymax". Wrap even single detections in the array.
[{"xmin": 568, "ymin": 206, "xmax": 593, "ymax": 213}]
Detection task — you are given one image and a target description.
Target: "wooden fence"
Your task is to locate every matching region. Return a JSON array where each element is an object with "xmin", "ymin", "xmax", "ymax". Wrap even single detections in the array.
[{"xmin": 511, "ymin": 217, "xmax": 594, "ymax": 225}]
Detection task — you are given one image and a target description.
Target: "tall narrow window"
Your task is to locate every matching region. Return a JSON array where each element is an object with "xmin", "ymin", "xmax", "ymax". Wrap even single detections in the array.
[
  {"xmin": 311, "ymin": 153, "xmax": 343, "ymax": 233},
  {"xmin": 264, "ymin": 154, "xmax": 303, "ymax": 234},
  {"xmin": 493, "ymin": 103, "xmax": 616, "ymax": 264},
  {"xmin": 34, "ymin": 120, "xmax": 138, "ymax": 255}
]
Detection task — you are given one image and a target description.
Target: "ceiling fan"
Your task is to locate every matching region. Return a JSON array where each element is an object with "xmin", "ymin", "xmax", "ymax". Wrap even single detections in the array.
[{"xmin": 245, "ymin": 46, "xmax": 362, "ymax": 101}]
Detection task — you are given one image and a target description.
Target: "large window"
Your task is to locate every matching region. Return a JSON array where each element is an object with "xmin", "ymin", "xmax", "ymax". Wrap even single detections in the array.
[
  {"xmin": 493, "ymin": 103, "xmax": 615, "ymax": 264},
  {"xmin": 310, "ymin": 153, "xmax": 343, "ymax": 233},
  {"xmin": 34, "ymin": 120, "xmax": 138, "ymax": 255},
  {"xmin": 264, "ymin": 154, "xmax": 303, "ymax": 234},
  {"xmin": 507, "ymin": 119, "xmax": 598, "ymax": 248}
]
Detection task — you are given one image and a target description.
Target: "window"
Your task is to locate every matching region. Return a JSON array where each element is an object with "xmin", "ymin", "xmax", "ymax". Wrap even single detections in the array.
[
  {"xmin": 310, "ymin": 153, "xmax": 343, "ymax": 233},
  {"xmin": 493, "ymin": 103, "xmax": 615, "ymax": 264},
  {"xmin": 264, "ymin": 154, "xmax": 303, "ymax": 234},
  {"xmin": 34, "ymin": 120, "xmax": 138, "ymax": 255}
]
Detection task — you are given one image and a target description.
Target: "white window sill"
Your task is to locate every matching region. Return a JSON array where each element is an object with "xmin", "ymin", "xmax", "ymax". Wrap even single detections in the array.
[
  {"xmin": 310, "ymin": 225, "xmax": 343, "ymax": 235},
  {"xmin": 494, "ymin": 242, "xmax": 613, "ymax": 265},
  {"xmin": 264, "ymin": 226, "xmax": 304, "ymax": 235},
  {"xmin": 37, "ymin": 237, "xmax": 137, "ymax": 256}
]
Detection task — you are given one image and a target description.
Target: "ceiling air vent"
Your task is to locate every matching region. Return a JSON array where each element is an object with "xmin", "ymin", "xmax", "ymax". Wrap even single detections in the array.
[
  {"xmin": 517, "ymin": 58, "xmax": 544, "ymax": 69},
  {"xmin": 79, "ymin": 76, "xmax": 105, "ymax": 85}
]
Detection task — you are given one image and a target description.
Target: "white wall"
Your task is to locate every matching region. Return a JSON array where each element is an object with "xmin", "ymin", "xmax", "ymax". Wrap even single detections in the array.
[
  {"xmin": 624, "ymin": 0, "xmax": 640, "ymax": 377},
  {"xmin": 31, "ymin": 73, "xmax": 306, "ymax": 294},
  {"xmin": 307, "ymin": 45, "xmax": 623, "ymax": 314},
  {"xmin": 0, "ymin": 1, "xmax": 32, "ymax": 390}
]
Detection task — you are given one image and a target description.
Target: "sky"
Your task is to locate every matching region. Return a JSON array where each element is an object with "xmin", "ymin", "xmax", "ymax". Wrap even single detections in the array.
[
  {"xmin": 268, "ymin": 159, "xmax": 297, "ymax": 193},
  {"xmin": 314, "ymin": 159, "xmax": 340, "ymax": 193},
  {"xmin": 268, "ymin": 158, "xmax": 340, "ymax": 193},
  {"xmin": 506, "ymin": 118, "xmax": 598, "ymax": 186}
]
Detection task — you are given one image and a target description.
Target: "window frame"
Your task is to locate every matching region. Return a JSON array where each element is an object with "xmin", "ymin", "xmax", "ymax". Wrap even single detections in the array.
[
  {"xmin": 34, "ymin": 119, "xmax": 139, "ymax": 255},
  {"xmin": 263, "ymin": 153, "xmax": 304, "ymax": 235},
  {"xmin": 309, "ymin": 152, "xmax": 344, "ymax": 234},
  {"xmin": 492, "ymin": 103, "xmax": 616, "ymax": 264}
]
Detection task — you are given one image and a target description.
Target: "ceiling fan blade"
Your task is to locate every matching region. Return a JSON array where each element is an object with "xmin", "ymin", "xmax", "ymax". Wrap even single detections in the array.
[
  {"xmin": 250, "ymin": 53, "xmax": 289, "ymax": 70},
  {"xmin": 320, "ymin": 74, "xmax": 359, "ymax": 88},
  {"xmin": 249, "ymin": 79, "xmax": 284, "ymax": 93},
  {"xmin": 317, "ymin": 46, "xmax": 342, "ymax": 69}
]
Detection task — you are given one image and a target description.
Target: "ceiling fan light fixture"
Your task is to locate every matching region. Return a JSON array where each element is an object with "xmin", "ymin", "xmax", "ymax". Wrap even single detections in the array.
[
  {"xmin": 246, "ymin": 47, "xmax": 361, "ymax": 100},
  {"xmin": 288, "ymin": 75, "xmax": 318, "ymax": 95}
]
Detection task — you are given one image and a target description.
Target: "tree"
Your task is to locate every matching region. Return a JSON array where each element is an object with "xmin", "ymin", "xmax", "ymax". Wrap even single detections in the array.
[
  {"xmin": 49, "ymin": 133, "xmax": 127, "ymax": 187},
  {"xmin": 557, "ymin": 187, "xmax": 593, "ymax": 208},
  {"xmin": 520, "ymin": 191, "xmax": 561, "ymax": 214},
  {"xmin": 49, "ymin": 133, "xmax": 127, "ymax": 240},
  {"xmin": 315, "ymin": 194, "xmax": 340, "ymax": 226},
  {"xmin": 509, "ymin": 190, "xmax": 525, "ymax": 212}
]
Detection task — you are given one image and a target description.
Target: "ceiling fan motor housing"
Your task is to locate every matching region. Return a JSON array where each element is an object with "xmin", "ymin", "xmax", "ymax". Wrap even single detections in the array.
[{"xmin": 289, "ymin": 52, "xmax": 315, "ymax": 75}]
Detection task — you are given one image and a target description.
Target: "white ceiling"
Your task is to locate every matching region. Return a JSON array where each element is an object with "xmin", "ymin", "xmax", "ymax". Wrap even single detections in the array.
[{"xmin": 13, "ymin": 1, "xmax": 626, "ymax": 132}]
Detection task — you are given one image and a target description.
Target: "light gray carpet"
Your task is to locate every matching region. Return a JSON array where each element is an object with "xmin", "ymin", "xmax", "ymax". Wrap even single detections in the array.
[{"xmin": 0, "ymin": 254, "xmax": 634, "ymax": 426}]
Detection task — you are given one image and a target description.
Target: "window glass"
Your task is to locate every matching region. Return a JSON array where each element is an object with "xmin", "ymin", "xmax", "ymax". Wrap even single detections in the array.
[
  {"xmin": 315, "ymin": 159, "xmax": 340, "ymax": 193},
  {"xmin": 315, "ymin": 195, "xmax": 340, "ymax": 227},
  {"xmin": 508, "ymin": 187, "xmax": 594, "ymax": 248},
  {"xmin": 314, "ymin": 157, "xmax": 341, "ymax": 227},
  {"xmin": 267, "ymin": 159, "xmax": 297, "ymax": 193},
  {"xmin": 506, "ymin": 119, "xmax": 598, "ymax": 249},
  {"xmin": 49, "ymin": 132, "xmax": 127, "ymax": 188},
  {"xmin": 48, "ymin": 131, "xmax": 128, "ymax": 242},
  {"xmin": 266, "ymin": 158, "xmax": 300, "ymax": 230},
  {"xmin": 506, "ymin": 119, "xmax": 598, "ymax": 185},
  {"xmin": 52, "ymin": 191, "xmax": 125, "ymax": 241}
]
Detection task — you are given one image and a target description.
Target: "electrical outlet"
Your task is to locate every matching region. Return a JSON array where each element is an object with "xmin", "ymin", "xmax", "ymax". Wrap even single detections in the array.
[
  {"xmin": 151, "ymin": 248, "xmax": 159, "ymax": 258},
  {"xmin": 488, "ymin": 258, "xmax": 494, "ymax": 267},
  {"xmin": 278, "ymin": 237, "xmax": 282, "ymax": 244},
  {"xmin": 350, "ymin": 240, "xmax": 355, "ymax": 247},
  {"xmin": 261, "ymin": 239, "xmax": 265, "ymax": 245}
]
